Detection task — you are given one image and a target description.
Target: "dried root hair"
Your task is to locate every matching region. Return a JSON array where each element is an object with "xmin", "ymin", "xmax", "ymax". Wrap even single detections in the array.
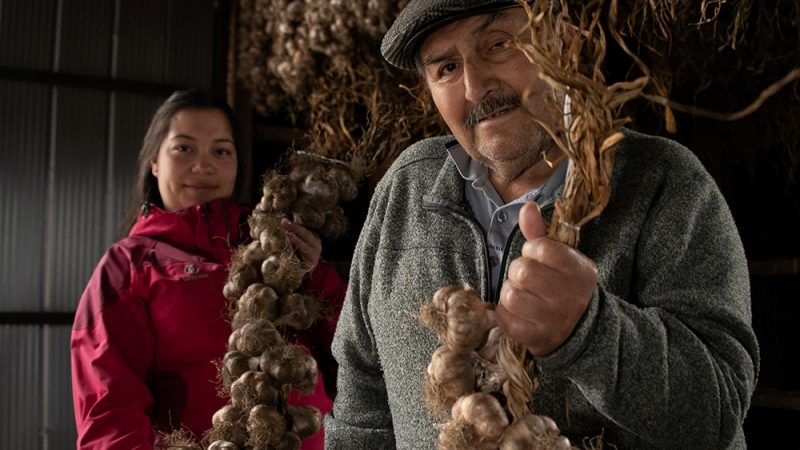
[
  {"xmin": 204, "ymin": 405, "xmax": 248, "ymax": 447},
  {"xmin": 424, "ymin": 346, "xmax": 477, "ymax": 418},
  {"xmin": 259, "ymin": 171, "xmax": 298, "ymax": 214},
  {"xmin": 418, "ymin": 285, "xmax": 473, "ymax": 340},
  {"xmin": 261, "ymin": 343, "xmax": 319, "ymax": 393},
  {"xmin": 436, "ymin": 419, "xmax": 477, "ymax": 450},
  {"xmin": 231, "ymin": 319, "xmax": 285, "ymax": 357},
  {"xmin": 499, "ymin": 413, "xmax": 575, "ymax": 450},
  {"xmin": 246, "ymin": 404, "xmax": 288, "ymax": 448},
  {"xmin": 230, "ymin": 370, "xmax": 283, "ymax": 410},
  {"xmin": 247, "ymin": 209, "xmax": 285, "ymax": 241},
  {"xmin": 156, "ymin": 428, "xmax": 202, "ymax": 449},
  {"xmin": 275, "ymin": 292, "xmax": 323, "ymax": 330},
  {"xmin": 223, "ymin": 259, "xmax": 260, "ymax": 306},
  {"xmin": 232, "ymin": 283, "xmax": 280, "ymax": 328},
  {"xmin": 219, "ymin": 350, "xmax": 260, "ymax": 393},
  {"xmin": 261, "ymin": 249, "xmax": 307, "ymax": 295}
]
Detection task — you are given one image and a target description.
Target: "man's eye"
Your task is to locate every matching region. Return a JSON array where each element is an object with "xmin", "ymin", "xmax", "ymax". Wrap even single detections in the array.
[
  {"xmin": 491, "ymin": 39, "xmax": 509, "ymax": 50},
  {"xmin": 440, "ymin": 62, "xmax": 458, "ymax": 75}
]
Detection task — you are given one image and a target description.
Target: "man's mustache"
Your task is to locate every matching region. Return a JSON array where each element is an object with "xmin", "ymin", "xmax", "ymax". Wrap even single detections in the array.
[{"xmin": 464, "ymin": 94, "xmax": 522, "ymax": 129}]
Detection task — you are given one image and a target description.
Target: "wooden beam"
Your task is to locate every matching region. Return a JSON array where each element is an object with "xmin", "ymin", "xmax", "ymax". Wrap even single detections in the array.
[
  {"xmin": 751, "ymin": 387, "xmax": 800, "ymax": 411},
  {"xmin": 749, "ymin": 258, "xmax": 800, "ymax": 277}
]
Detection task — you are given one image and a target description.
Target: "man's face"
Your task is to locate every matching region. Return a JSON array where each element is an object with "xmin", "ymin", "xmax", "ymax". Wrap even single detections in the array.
[{"xmin": 419, "ymin": 8, "xmax": 557, "ymax": 182}]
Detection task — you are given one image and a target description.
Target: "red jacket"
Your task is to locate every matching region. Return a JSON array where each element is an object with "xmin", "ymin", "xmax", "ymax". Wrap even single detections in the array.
[{"xmin": 71, "ymin": 198, "xmax": 346, "ymax": 449}]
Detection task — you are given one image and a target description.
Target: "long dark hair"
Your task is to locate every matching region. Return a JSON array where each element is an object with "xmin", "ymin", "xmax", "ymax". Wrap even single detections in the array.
[{"xmin": 120, "ymin": 89, "xmax": 244, "ymax": 234}]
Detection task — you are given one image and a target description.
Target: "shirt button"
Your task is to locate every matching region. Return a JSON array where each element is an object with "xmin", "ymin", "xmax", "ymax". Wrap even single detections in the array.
[
  {"xmin": 490, "ymin": 256, "xmax": 499, "ymax": 267},
  {"xmin": 497, "ymin": 211, "xmax": 508, "ymax": 223},
  {"xmin": 184, "ymin": 264, "xmax": 199, "ymax": 275}
]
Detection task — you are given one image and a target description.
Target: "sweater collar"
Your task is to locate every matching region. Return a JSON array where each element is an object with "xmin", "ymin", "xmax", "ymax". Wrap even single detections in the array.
[{"xmin": 422, "ymin": 139, "xmax": 471, "ymax": 212}]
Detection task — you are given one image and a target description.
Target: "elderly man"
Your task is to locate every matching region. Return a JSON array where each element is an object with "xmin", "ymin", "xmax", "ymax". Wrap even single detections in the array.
[{"xmin": 326, "ymin": 0, "xmax": 759, "ymax": 448}]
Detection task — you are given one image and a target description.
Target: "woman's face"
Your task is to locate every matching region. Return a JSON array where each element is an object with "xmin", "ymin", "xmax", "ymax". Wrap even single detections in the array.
[{"xmin": 151, "ymin": 108, "xmax": 237, "ymax": 211}]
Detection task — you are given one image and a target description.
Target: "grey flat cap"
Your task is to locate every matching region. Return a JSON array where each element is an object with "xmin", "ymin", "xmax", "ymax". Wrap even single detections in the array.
[{"xmin": 381, "ymin": 0, "xmax": 522, "ymax": 71}]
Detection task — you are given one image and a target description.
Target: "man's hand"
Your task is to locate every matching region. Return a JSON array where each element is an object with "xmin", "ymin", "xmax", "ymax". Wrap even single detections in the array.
[{"xmin": 495, "ymin": 202, "xmax": 597, "ymax": 357}]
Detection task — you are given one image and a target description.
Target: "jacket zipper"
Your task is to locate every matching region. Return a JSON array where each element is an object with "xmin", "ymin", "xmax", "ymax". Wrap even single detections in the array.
[
  {"xmin": 422, "ymin": 200, "xmax": 493, "ymax": 302},
  {"xmin": 494, "ymin": 224, "xmax": 520, "ymax": 304},
  {"xmin": 423, "ymin": 199, "xmax": 557, "ymax": 304},
  {"xmin": 493, "ymin": 200, "xmax": 557, "ymax": 303}
]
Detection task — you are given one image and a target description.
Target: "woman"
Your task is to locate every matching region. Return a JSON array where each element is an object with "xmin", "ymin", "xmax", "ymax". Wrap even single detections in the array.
[{"xmin": 71, "ymin": 89, "xmax": 346, "ymax": 449}]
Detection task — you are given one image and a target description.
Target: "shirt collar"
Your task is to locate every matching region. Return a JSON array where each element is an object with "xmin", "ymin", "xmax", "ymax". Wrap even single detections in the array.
[
  {"xmin": 446, "ymin": 139, "xmax": 485, "ymax": 182},
  {"xmin": 446, "ymin": 141, "xmax": 503, "ymax": 206},
  {"xmin": 446, "ymin": 140, "xmax": 567, "ymax": 206}
]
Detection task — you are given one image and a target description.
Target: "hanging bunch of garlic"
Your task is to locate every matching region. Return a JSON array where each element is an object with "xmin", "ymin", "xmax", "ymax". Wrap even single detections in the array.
[
  {"xmin": 236, "ymin": 0, "xmax": 285, "ymax": 115},
  {"xmin": 235, "ymin": 0, "xmax": 445, "ymax": 176},
  {"xmin": 205, "ymin": 156, "xmax": 358, "ymax": 450},
  {"xmin": 419, "ymin": 286, "xmax": 574, "ymax": 450},
  {"xmin": 236, "ymin": 0, "xmax": 410, "ymax": 116}
]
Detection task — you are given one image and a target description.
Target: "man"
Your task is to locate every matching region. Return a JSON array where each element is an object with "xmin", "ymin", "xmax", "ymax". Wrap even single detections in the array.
[{"xmin": 326, "ymin": 0, "xmax": 759, "ymax": 448}]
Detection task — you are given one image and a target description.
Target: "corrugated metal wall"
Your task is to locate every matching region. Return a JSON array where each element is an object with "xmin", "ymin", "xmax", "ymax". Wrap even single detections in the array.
[
  {"xmin": 0, "ymin": 0, "xmax": 224, "ymax": 447},
  {"xmin": 0, "ymin": 81, "xmax": 49, "ymax": 309}
]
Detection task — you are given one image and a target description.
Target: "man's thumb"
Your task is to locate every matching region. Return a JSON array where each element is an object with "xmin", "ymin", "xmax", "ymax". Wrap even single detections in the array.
[{"xmin": 519, "ymin": 201, "xmax": 546, "ymax": 242}]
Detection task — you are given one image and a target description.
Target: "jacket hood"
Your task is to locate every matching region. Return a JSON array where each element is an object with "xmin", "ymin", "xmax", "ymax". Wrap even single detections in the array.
[{"xmin": 129, "ymin": 198, "xmax": 250, "ymax": 264}]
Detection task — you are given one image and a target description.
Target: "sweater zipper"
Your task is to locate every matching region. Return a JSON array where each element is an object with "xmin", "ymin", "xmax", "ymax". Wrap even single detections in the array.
[
  {"xmin": 423, "ymin": 201, "xmax": 493, "ymax": 302},
  {"xmin": 424, "ymin": 198, "xmax": 557, "ymax": 304},
  {"xmin": 494, "ymin": 224, "xmax": 520, "ymax": 304}
]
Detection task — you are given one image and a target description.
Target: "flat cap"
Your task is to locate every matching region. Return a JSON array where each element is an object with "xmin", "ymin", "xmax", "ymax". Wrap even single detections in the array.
[{"xmin": 381, "ymin": 0, "xmax": 522, "ymax": 71}]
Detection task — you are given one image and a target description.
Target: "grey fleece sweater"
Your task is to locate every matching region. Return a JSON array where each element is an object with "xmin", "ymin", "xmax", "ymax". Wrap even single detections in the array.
[{"xmin": 326, "ymin": 129, "xmax": 759, "ymax": 449}]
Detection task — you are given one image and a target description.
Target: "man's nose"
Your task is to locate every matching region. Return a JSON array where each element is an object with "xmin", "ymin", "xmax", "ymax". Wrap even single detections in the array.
[{"xmin": 463, "ymin": 57, "xmax": 498, "ymax": 103}]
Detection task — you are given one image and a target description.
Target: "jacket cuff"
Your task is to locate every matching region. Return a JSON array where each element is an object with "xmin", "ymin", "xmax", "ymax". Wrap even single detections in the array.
[{"xmin": 535, "ymin": 286, "xmax": 601, "ymax": 372}]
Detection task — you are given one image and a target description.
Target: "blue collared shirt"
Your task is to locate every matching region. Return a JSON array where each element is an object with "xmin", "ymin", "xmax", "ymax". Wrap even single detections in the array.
[{"xmin": 446, "ymin": 142, "xmax": 567, "ymax": 300}]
